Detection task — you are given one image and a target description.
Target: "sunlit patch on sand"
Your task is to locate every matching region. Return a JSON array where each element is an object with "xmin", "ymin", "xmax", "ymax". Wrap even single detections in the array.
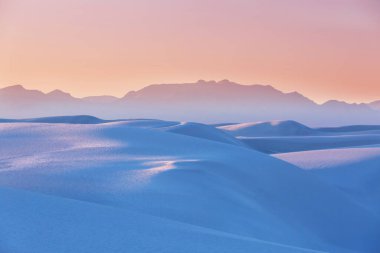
[{"xmin": 116, "ymin": 160, "xmax": 198, "ymax": 190}]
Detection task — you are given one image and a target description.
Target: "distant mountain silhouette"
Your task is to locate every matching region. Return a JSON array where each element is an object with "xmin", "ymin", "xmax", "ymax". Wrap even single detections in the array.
[
  {"xmin": 82, "ymin": 95, "xmax": 119, "ymax": 103},
  {"xmin": 368, "ymin": 100, "xmax": 380, "ymax": 111},
  {"xmin": 321, "ymin": 100, "xmax": 371, "ymax": 112},
  {"xmin": 0, "ymin": 85, "xmax": 77, "ymax": 103},
  {"xmin": 122, "ymin": 80, "xmax": 314, "ymax": 105},
  {"xmin": 1, "ymin": 80, "xmax": 380, "ymax": 126}
]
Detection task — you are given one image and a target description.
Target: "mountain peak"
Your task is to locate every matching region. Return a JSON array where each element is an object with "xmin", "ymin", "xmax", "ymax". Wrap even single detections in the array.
[
  {"xmin": 217, "ymin": 79, "xmax": 233, "ymax": 84},
  {"xmin": 0, "ymin": 85, "xmax": 44, "ymax": 97},
  {"xmin": 48, "ymin": 89, "xmax": 72, "ymax": 97},
  {"xmin": 1, "ymin": 84, "xmax": 26, "ymax": 92},
  {"xmin": 322, "ymin": 100, "xmax": 346, "ymax": 106},
  {"xmin": 196, "ymin": 79, "xmax": 236, "ymax": 85},
  {"xmin": 196, "ymin": 79, "xmax": 217, "ymax": 85}
]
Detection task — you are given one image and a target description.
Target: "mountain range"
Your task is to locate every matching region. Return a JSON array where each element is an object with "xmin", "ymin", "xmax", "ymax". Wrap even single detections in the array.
[{"xmin": 1, "ymin": 80, "xmax": 380, "ymax": 126}]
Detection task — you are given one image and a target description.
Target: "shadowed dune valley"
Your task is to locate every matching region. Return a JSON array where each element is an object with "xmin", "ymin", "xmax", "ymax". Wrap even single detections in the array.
[{"xmin": 1, "ymin": 0, "xmax": 380, "ymax": 252}]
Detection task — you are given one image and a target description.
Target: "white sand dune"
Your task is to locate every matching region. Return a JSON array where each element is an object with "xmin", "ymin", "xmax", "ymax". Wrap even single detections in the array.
[
  {"xmin": 219, "ymin": 120, "xmax": 316, "ymax": 137},
  {"xmin": 240, "ymin": 134, "xmax": 380, "ymax": 153},
  {"xmin": 0, "ymin": 116, "xmax": 244, "ymax": 147},
  {"xmin": 112, "ymin": 119, "xmax": 245, "ymax": 146},
  {"xmin": 275, "ymin": 146, "xmax": 380, "ymax": 216},
  {"xmin": 1, "ymin": 187, "xmax": 323, "ymax": 253},
  {"xmin": 0, "ymin": 121, "xmax": 379, "ymax": 253},
  {"xmin": 217, "ymin": 120, "xmax": 380, "ymax": 153}
]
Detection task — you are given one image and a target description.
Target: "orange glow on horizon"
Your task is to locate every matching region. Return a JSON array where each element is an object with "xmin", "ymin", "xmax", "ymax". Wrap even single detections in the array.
[{"xmin": 0, "ymin": 0, "xmax": 379, "ymax": 103}]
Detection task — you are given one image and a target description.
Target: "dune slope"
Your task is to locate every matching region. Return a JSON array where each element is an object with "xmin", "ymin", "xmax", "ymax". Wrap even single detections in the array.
[
  {"xmin": 219, "ymin": 120, "xmax": 316, "ymax": 137},
  {"xmin": 1, "ymin": 187, "xmax": 322, "ymax": 253},
  {"xmin": 275, "ymin": 146, "xmax": 380, "ymax": 216},
  {"xmin": 0, "ymin": 122, "xmax": 379, "ymax": 253}
]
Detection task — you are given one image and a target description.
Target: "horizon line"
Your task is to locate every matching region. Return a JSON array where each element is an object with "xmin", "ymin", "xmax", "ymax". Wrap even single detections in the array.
[{"xmin": 1, "ymin": 80, "xmax": 378, "ymax": 105}]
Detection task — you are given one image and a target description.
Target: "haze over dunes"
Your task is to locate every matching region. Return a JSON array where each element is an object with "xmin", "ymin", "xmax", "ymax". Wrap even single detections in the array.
[{"xmin": 1, "ymin": 80, "xmax": 380, "ymax": 126}]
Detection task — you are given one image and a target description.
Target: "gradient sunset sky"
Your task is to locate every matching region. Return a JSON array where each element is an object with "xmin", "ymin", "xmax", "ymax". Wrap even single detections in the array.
[{"xmin": 0, "ymin": 0, "xmax": 379, "ymax": 103}]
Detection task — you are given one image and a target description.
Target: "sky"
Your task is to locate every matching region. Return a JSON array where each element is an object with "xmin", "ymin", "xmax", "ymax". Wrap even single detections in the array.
[{"xmin": 0, "ymin": 0, "xmax": 379, "ymax": 103}]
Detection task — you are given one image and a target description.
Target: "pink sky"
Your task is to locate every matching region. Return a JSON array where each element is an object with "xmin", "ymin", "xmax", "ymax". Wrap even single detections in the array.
[{"xmin": 0, "ymin": 0, "xmax": 379, "ymax": 103}]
